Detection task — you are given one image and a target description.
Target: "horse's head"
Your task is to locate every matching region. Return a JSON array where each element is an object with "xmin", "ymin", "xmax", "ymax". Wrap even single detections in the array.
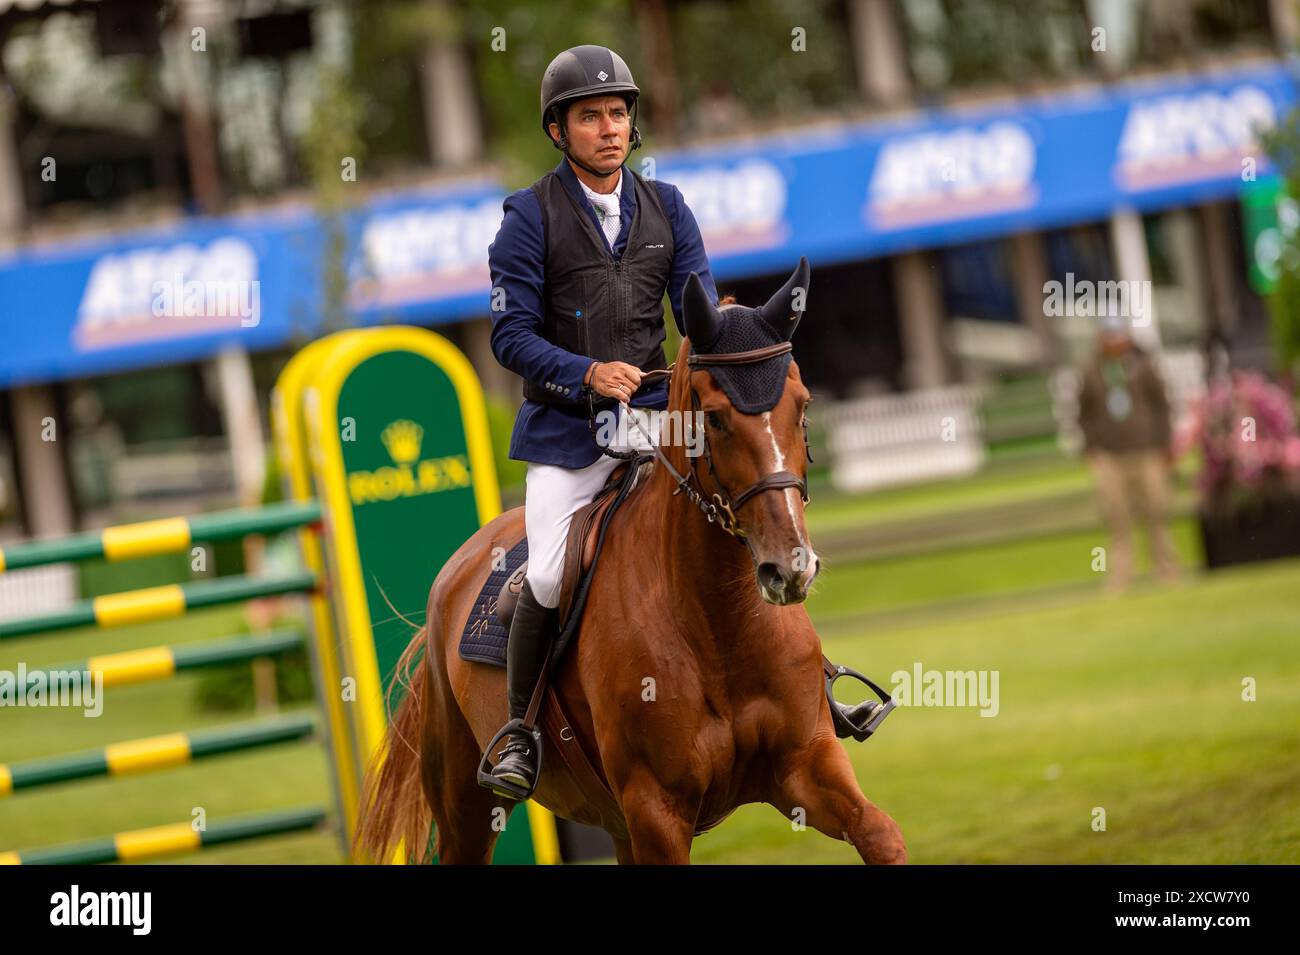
[{"xmin": 675, "ymin": 256, "xmax": 818, "ymax": 605}]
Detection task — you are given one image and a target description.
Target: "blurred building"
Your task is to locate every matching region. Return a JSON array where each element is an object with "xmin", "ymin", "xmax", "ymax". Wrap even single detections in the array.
[{"xmin": 0, "ymin": 0, "xmax": 1294, "ymax": 540}]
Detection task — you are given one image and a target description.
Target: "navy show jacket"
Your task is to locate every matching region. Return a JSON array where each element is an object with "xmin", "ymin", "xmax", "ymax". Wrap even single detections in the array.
[{"xmin": 487, "ymin": 158, "xmax": 719, "ymax": 468}]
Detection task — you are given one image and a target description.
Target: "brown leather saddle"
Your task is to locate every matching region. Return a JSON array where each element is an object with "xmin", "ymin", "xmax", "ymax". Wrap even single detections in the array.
[{"xmin": 494, "ymin": 455, "xmax": 655, "ymax": 636}]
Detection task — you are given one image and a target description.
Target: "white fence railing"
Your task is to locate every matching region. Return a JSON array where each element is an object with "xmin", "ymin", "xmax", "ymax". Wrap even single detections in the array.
[
  {"xmin": 821, "ymin": 386, "xmax": 986, "ymax": 492},
  {"xmin": 109, "ymin": 438, "xmax": 236, "ymax": 500},
  {"xmin": 822, "ymin": 349, "xmax": 1204, "ymax": 492}
]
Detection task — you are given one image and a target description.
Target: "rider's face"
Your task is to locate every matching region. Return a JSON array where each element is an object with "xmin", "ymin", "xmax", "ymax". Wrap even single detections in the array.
[{"xmin": 549, "ymin": 95, "xmax": 631, "ymax": 174}]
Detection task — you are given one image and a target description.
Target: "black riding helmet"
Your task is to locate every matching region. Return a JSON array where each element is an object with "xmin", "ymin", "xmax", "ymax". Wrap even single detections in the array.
[{"xmin": 540, "ymin": 45, "xmax": 642, "ymax": 178}]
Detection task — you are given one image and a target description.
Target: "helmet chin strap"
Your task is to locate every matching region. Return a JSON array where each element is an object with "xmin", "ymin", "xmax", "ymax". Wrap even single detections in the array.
[{"xmin": 564, "ymin": 149, "xmax": 622, "ymax": 179}]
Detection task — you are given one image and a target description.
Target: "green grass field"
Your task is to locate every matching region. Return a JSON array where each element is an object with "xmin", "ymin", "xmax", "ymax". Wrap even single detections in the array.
[
  {"xmin": 2, "ymin": 462, "xmax": 1297, "ymax": 864},
  {"xmin": 695, "ymin": 559, "xmax": 1300, "ymax": 863},
  {"xmin": 805, "ymin": 455, "xmax": 1100, "ymax": 532}
]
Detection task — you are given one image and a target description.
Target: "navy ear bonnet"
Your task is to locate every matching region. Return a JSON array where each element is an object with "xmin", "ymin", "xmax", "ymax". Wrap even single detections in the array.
[
  {"xmin": 682, "ymin": 257, "xmax": 809, "ymax": 415},
  {"xmin": 700, "ymin": 305, "xmax": 792, "ymax": 414}
]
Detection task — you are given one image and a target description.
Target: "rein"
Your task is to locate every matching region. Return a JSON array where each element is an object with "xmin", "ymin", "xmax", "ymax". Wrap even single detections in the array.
[{"xmin": 587, "ymin": 341, "xmax": 810, "ymax": 539}]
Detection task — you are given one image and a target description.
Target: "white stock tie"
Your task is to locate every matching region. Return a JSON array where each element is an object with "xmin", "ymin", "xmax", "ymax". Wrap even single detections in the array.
[{"xmin": 589, "ymin": 192, "xmax": 621, "ymax": 250}]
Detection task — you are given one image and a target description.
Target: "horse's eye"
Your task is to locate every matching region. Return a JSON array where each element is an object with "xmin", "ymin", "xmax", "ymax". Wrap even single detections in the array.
[{"xmin": 705, "ymin": 411, "xmax": 726, "ymax": 431}]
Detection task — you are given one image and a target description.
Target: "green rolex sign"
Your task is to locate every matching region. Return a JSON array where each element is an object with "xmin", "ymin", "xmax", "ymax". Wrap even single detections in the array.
[{"xmin": 279, "ymin": 326, "xmax": 558, "ymax": 865}]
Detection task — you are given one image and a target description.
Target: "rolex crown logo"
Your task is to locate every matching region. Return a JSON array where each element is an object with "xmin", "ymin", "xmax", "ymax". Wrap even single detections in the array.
[{"xmin": 381, "ymin": 419, "xmax": 423, "ymax": 465}]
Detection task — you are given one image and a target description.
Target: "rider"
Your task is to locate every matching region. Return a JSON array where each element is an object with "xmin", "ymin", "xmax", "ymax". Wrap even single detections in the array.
[
  {"xmin": 483, "ymin": 44, "xmax": 718, "ymax": 796},
  {"xmin": 483, "ymin": 45, "xmax": 877, "ymax": 798}
]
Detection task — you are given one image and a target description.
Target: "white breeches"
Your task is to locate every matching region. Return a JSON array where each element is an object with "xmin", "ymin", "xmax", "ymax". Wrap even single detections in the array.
[{"xmin": 523, "ymin": 404, "xmax": 651, "ymax": 608}]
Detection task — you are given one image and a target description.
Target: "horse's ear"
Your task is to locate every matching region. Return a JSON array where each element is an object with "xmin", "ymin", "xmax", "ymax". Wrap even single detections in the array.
[
  {"xmin": 683, "ymin": 271, "xmax": 725, "ymax": 352},
  {"xmin": 759, "ymin": 256, "xmax": 810, "ymax": 340}
]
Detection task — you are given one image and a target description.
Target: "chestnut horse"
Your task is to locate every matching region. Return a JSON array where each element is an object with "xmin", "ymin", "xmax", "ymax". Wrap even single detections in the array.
[{"xmin": 355, "ymin": 258, "xmax": 905, "ymax": 864}]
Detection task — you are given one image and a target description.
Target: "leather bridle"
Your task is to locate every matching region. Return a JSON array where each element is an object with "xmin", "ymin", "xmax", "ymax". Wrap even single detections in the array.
[{"xmin": 588, "ymin": 341, "xmax": 811, "ymax": 539}]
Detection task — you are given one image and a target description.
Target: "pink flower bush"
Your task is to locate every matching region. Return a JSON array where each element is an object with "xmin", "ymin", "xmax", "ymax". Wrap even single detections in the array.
[{"xmin": 1180, "ymin": 371, "xmax": 1300, "ymax": 511}]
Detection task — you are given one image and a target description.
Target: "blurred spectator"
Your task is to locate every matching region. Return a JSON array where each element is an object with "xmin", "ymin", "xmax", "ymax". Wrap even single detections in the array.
[{"xmin": 1077, "ymin": 317, "xmax": 1181, "ymax": 593}]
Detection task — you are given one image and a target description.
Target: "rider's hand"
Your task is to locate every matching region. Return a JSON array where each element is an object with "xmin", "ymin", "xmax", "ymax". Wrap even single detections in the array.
[{"xmin": 587, "ymin": 361, "xmax": 642, "ymax": 402}]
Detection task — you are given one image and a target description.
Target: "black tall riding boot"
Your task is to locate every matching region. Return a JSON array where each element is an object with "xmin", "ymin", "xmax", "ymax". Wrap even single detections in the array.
[{"xmin": 486, "ymin": 579, "xmax": 558, "ymax": 797}]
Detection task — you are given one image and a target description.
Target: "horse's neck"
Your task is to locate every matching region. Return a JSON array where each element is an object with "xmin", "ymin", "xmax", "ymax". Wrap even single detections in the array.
[{"xmin": 620, "ymin": 457, "xmax": 776, "ymax": 653}]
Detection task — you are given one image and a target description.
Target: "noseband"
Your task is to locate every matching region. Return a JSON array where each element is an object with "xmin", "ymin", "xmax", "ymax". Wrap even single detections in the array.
[{"xmin": 591, "ymin": 341, "xmax": 811, "ymax": 539}]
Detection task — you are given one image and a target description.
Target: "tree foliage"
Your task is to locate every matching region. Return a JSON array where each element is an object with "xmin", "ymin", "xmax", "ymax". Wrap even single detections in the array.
[{"xmin": 1261, "ymin": 110, "xmax": 1300, "ymax": 380}]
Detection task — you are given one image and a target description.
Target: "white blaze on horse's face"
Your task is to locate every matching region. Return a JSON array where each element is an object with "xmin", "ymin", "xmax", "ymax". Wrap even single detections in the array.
[
  {"xmin": 760, "ymin": 409, "xmax": 818, "ymax": 594},
  {"xmin": 751, "ymin": 380, "xmax": 819, "ymax": 605},
  {"xmin": 699, "ymin": 368, "xmax": 819, "ymax": 605}
]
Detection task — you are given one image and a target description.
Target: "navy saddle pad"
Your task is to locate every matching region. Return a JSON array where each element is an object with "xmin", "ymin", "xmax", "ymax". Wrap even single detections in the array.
[{"xmin": 457, "ymin": 537, "xmax": 528, "ymax": 667}]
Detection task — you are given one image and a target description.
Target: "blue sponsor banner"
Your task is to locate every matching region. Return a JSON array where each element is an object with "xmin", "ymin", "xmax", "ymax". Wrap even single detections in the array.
[
  {"xmin": 346, "ymin": 178, "xmax": 505, "ymax": 325},
  {"xmin": 0, "ymin": 62, "xmax": 1294, "ymax": 386},
  {"xmin": 657, "ymin": 61, "xmax": 1296, "ymax": 280},
  {"xmin": 0, "ymin": 205, "xmax": 323, "ymax": 387},
  {"xmin": 0, "ymin": 180, "xmax": 502, "ymax": 387}
]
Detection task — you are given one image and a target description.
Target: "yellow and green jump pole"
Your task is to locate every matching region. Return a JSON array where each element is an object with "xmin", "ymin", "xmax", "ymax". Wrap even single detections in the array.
[
  {"xmin": 0, "ymin": 713, "xmax": 316, "ymax": 798},
  {"xmin": 0, "ymin": 500, "xmax": 323, "ymax": 640},
  {"xmin": 0, "ymin": 807, "xmax": 329, "ymax": 865},
  {"xmin": 0, "ymin": 500, "xmax": 321, "ymax": 573},
  {"xmin": 18, "ymin": 628, "xmax": 304, "ymax": 689},
  {"xmin": 0, "ymin": 572, "xmax": 317, "ymax": 640},
  {"xmin": 0, "ymin": 500, "xmax": 331, "ymax": 863}
]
